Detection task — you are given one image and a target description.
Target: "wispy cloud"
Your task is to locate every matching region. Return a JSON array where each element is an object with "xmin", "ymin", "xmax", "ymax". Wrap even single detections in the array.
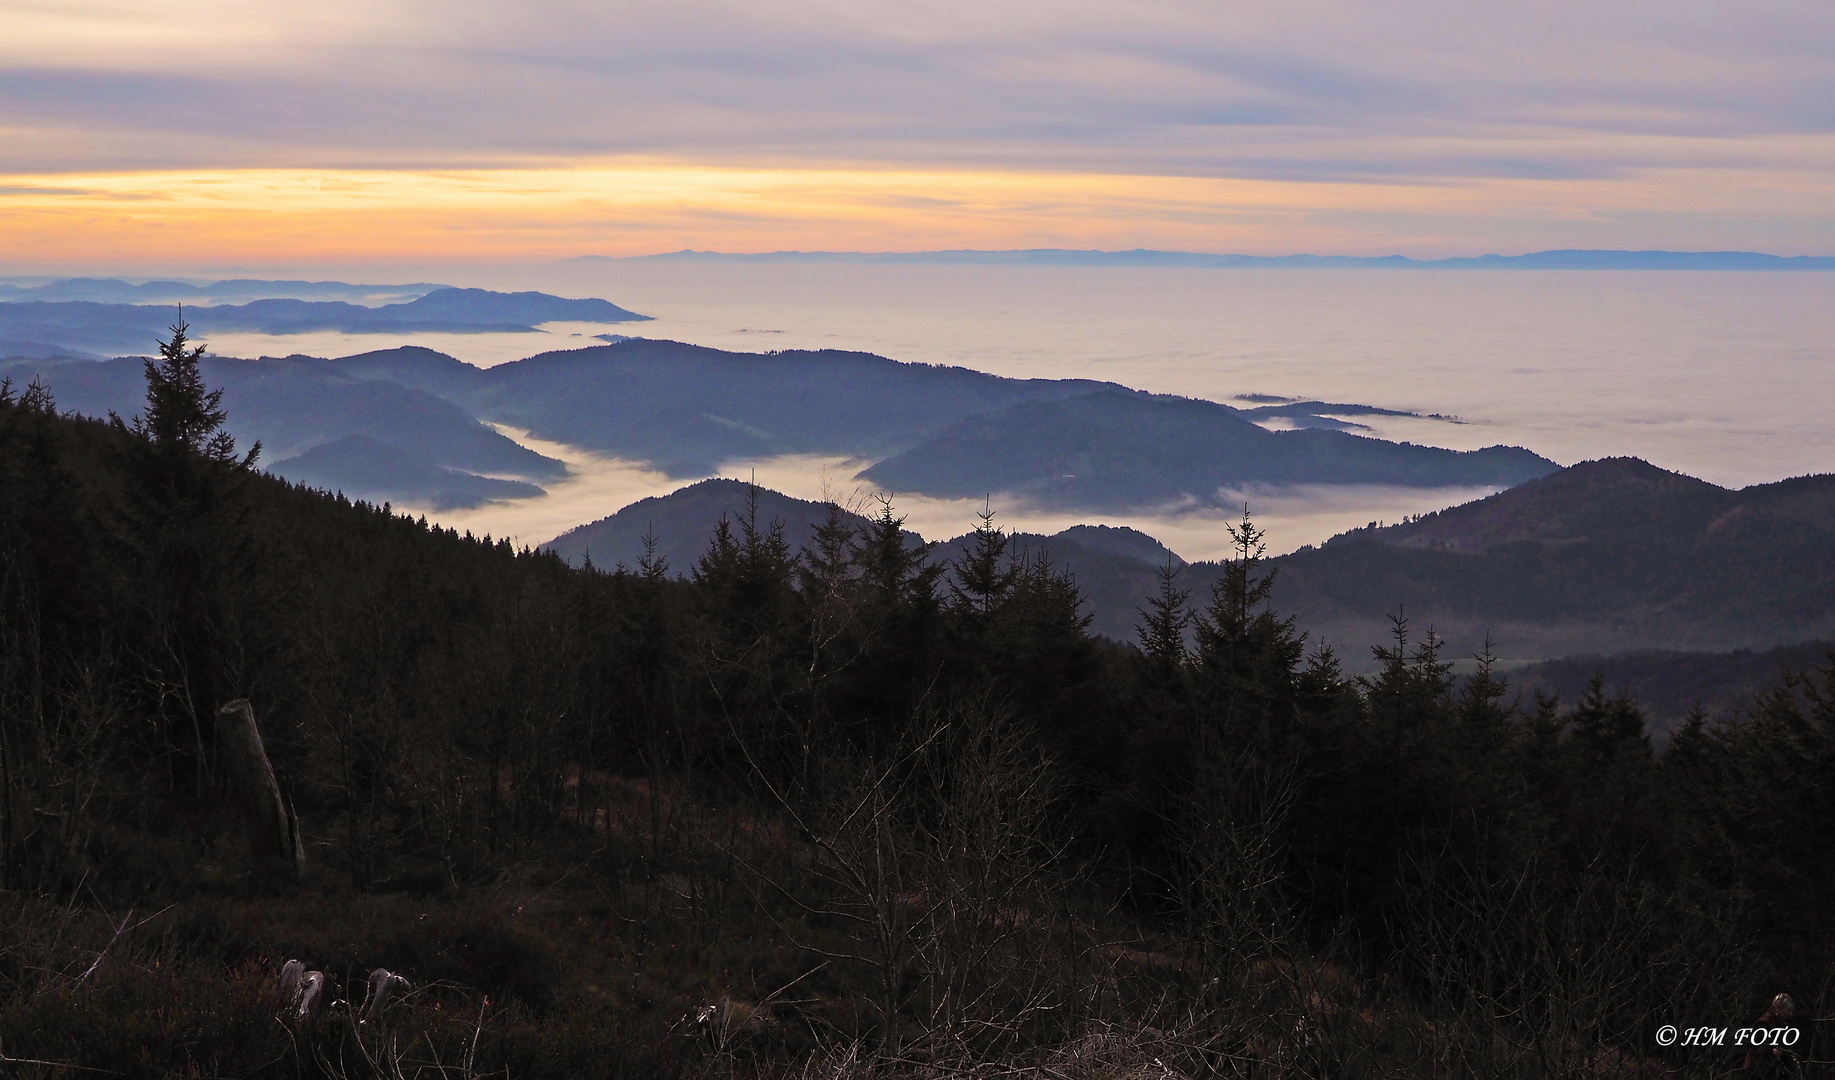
[{"xmin": 1, "ymin": 0, "xmax": 1831, "ymax": 261}]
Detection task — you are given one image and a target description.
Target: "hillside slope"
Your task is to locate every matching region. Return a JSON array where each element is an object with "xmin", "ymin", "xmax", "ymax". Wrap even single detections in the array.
[
  {"xmin": 543, "ymin": 478, "xmax": 886, "ymax": 572},
  {"xmin": 4, "ymin": 354, "xmax": 565, "ymax": 489},
  {"xmin": 543, "ymin": 479, "xmax": 1181, "ymax": 641},
  {"xmin": 860, "ymin": 391, "xmax": 1558, "ymax": 510},
  {"xmin": 1256, "ymin": 458, "xmax": 1835, "ymax": 661},
  {"xmin": 450, "ymin": 340, "xmax": 1126, "ymax": 476}
]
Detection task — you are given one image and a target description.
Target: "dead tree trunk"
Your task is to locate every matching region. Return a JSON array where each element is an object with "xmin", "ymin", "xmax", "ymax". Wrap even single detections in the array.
[{"xmin": 215, "ymin": 699, "xmax": 304, "ymax": 879}]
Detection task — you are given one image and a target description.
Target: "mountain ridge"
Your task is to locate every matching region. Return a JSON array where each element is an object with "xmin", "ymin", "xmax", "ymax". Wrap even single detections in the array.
[
  {"xmin": 538, "ymin": 454, "xmax": 1835, "ymax": 661},
  {"xmin": 860, "ymin": 390, "xmax": 1558, "ymax": 510},
  {"xmin": 0, "ymin": 287, "xmax": 649, "ymax": 355}
]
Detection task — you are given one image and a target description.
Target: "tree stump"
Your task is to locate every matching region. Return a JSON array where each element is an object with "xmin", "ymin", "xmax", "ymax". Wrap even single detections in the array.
[
  {"xmin": 215, "ymin": 699, "xmax": 305, "ymax": 879},
  {"xmin": 362, "ymin": 968, "xmax": 412, "ymax": 1024}
]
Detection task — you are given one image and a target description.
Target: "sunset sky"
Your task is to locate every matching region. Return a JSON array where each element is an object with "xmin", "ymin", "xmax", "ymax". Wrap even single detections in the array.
[{"xmin": 4, "ymin": 0, "xmax": 1832, "ymax": 270}]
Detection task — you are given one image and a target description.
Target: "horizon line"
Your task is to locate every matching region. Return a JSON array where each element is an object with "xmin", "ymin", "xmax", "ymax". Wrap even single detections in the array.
[{"xmin": 571, "ymin": 247, "xmax": 1835, "ymax": 270}]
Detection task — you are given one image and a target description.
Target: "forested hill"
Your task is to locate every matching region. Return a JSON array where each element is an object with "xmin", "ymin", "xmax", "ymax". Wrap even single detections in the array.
[
  {"xmin": 1508, "ymin": 639, "xmax": 1835, "ymax": 733},
  {"xmin": 395, "ymin": 339, "xmax": 1129, "ymax": 476},
  {"xmin": 545, "ymin": 477, "xmax": 892, "ymax": 572},
  {"xmin": 544, "ymin": 478, "xmax": 1175, "ymax": 641},
  {"xmin": 2, "ymin": 352, "xmax": 566, "ymax": 510},
  {"xmin": 1259, "ymin": 457, "xmax": 1835, "ymax": 660},
  {"xmin": 545, "ymin": 455, "xmax": 1835, "ymax": 661},
  {"xmin": 859, "ymin": 390, "xmax": 1557, "ymax": 510},
  {"xmin": 4, "ymin": 341, "xmax": 1129, "ymax": 496},
  {"xmin": 9, "ymin": 340, "xmax": 1562, "ymax": 513},
  {"xmin": 6, "ymin": 378, "xmax": 1835, "ymax": 1076}
]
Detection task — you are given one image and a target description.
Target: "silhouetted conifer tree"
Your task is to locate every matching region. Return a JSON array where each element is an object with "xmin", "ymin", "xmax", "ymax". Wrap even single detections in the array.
[
  {"xmin": 129, "ymin": 313, "xmax": 258, "ymax": 468},
  {"xmin": 1193, "ymin": 508, "xmax": 1304, "ymax": 737},
  {"xmin": 950, "ymin": 501, "xmax": 1017, "ymax": 620},
  {"xmin": 1136, "ymin": 559, "xmax": 1193, "ymax": 677}
]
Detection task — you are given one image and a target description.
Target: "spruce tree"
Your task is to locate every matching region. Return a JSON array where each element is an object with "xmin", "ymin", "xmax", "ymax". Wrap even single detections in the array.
[
  {"xmin": 1193, "ymin": 507, "xmax": 1304, "ymax": 733},
  {"xmin": 950, "ymin": 501, "xmax": 1017, "ymax": 619},
  {"xmin": 1136, "ymin": 557, "xmax": 1193, "ymax": 674},
  {"xmin": 130, "ymin": 312, "xmax": 258, "ymax": 467}
]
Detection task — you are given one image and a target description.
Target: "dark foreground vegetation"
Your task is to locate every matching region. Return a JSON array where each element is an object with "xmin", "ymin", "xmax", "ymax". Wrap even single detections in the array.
[{"xmin": 2, "ymin": 338, "xmax": 1832, "ymax": 1078}]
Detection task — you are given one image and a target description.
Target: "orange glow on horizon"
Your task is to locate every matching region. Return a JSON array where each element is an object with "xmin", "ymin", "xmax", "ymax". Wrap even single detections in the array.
[{"xmin": 3, "ymin": 159, "xmax": 1834, "ymax": 271}]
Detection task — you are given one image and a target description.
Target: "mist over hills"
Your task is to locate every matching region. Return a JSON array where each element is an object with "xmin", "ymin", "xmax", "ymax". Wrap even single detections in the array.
[
  {"xmin": 0, "ymin": 277, "xmax": 448, "ymax": 305},
  {"xmin": 542, "ymin": 457, "xmax": 1835, "ymax": 665},
  {"xmin": 376, "ymin": 339, "xmax": 1127, "ymax": 476},
  {"xmin": 9, "ymin": 334, "xmax": 1563, "ymax": 517},
  {"xmin": 275, "ymin": 435, "xmax": 547, "ymax": 511},
  {"xmin": 0, "ymin": 287, "xmax": 648, "ymax": 355},
  {"xmin": 542, "ymin": 477, "xmax": 1181, "ymax": 641},
  {"xmin": 545, "ymin": 478, "xmax": 887, "ymax": 572},
  {"xmin": 0, "ymin": 352, "xmax": 566, "ymax": 511},
  {"xmin": 15, "ymin": 347, "xmax": 1833, "ymax": 1075},
  {"xmin": 861, "ymin": 390, "xmax": 1556, "ymax": 510}
]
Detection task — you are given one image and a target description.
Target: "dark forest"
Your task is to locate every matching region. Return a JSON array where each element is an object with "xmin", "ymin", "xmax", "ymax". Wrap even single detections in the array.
[{"xmin": 1, "ymin": 335, "xmax": 1830, "ymax": 1078}]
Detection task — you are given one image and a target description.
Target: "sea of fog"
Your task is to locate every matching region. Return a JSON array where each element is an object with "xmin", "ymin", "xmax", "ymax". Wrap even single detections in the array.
[{"xmin": 205, "ymin": 264, "xmax": 1835, "ymax": 560}]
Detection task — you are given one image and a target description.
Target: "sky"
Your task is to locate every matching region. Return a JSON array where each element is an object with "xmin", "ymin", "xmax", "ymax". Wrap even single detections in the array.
[{"xmin": 3, "ymin": 0, "xmax": 1833, "ymax": 269}]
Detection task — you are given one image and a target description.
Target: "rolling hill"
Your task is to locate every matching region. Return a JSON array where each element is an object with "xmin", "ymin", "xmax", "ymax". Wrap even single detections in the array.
[
  {"xmin": 542, "ymin": 478, "xmax": 1181, "ymax": 641},
  {"xmin": 271, "ymin": 435, "xmax": 546, "ymax": 511},
  {"xmin": 1259, "ymin": 458, "xmax": 1835, "ymax": 662},
  {"xmin": 1, "ymin": 353, "xmax": 566, "ymax": 502},
  {"xmin": 859, "ymin": 390, "xmax": 1558, "ymax": 510}
]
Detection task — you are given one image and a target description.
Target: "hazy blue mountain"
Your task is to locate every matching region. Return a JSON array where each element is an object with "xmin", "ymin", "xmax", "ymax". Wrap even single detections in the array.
[
  {"xmin": 334, "ymin": 346, "xmax": 491, "ymax": 400},
  {"xmin": 1426, "ymin": 250, "xmax": 1835, "ymax": 270},
  {"xmin": 0, "ymin": 355, "xmax": 564, "ymax": 491},
  {"xmin": 387, "ymin": 288, "xmax": 647, "ymax": 324},
  {"xmin": 0, "ymin": 277, "xmax": 447, "ymax": 304},
  {"xmin": 543, "ymin": 478, "xmax": 892, "ymax": 573},
  {"xmin": 332, "ymin": 344, "xmax": 1518, "ymax": 490},
  {"xmin": 270, "ymin": 435, "xmax": 545, "ymax": 511},
  {"xmin": 0, "ymin": 288, "xmax": 648, "ymax": 353},
  {"xmin": 858, "ymin": 391, "xmax": 1557, "ymax": 510},
  {"xmin": 1, "ymin": 339, "xmax": 99, "ymax": 361},
  {"xmin": 13, "ymin": 338, "xmax": 1534, "ymax": 513},
  {"xmin": 1236, "ymin": 399, "xmax": 1462, "ymax": 433},
  {"xmin": 434, "ymin": 339, "xmax": 1128, "ymax": 476},
  {"xmin": 542, "ymin": 479, "xmax": 1181, "ymax": 642},
  {"xmin": 587, "ymin": 248, "xmax": 1835, "ymax": 270}
]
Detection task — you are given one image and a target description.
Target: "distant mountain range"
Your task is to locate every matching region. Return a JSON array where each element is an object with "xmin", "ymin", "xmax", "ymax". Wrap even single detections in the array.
[
  {"xmin": 343, "ymin": 339, "xmax": 1125, "ymax": 477},
  {"xmin": 0, "ymin": 277, "xmax": 449, "ymax": 305},
  {"xmin": 0, "ymin": 287, "xmax": 649, "ymax": 355},
  {"xmin": 582, "ymin": 248, "xmax": 1835, "ymax": 270},
  {"xmin": 542, "ymin": 458, "xmax": 1835, "ymax": 665},
  {"xmin": 5, "ymin": 338, "xmax": 1553, "ymax": 514},
  {"xmin": 861, "ymin": 390, "xmax": 1554, "ymax": 510}
]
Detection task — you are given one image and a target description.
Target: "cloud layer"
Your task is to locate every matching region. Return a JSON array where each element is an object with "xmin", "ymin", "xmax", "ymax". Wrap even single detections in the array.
[{"xmin": 3, "ymin": 0, "xmax": 1833, "ymax": 260}]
